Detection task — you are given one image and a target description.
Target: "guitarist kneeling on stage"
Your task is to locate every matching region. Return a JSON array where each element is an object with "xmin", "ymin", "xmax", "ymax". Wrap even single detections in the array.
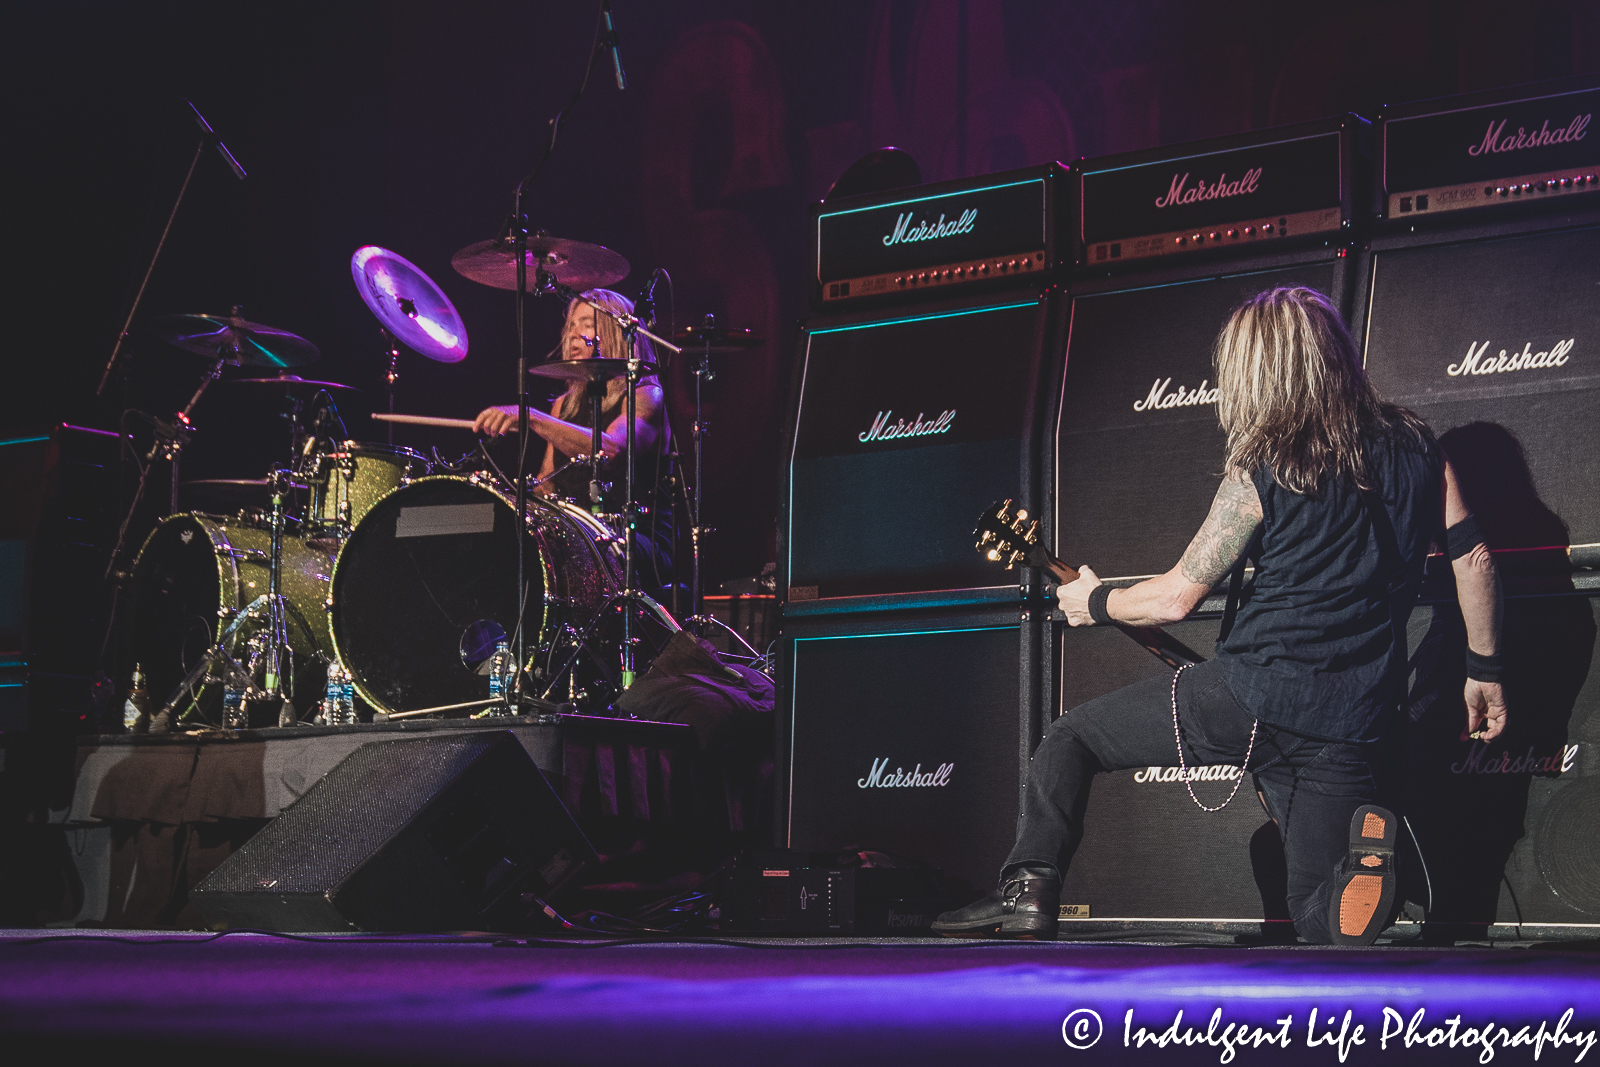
[{"xmin": 933, "ymin": 286, "xmax": 1508, "ymax": 945}]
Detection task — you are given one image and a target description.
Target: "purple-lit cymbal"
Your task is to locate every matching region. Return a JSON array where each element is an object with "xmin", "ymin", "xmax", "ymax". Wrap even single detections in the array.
[
  {"xmin": 225, "ymin": 375, "xmax": 360, "ymax": 392},
  {"xmin": 528, "ymin": 358, "xmax": 656, "ymax": 383},
  {"xmin": 451, "ymin": 235, "xmax": 629, "ymax": 292},
  {"xmin": 671, "ymin": 325, "xmax": 765, "ymax": 351},
  {"xmin": 350, "ymin": 246, "xmax": 468, "ymax": 363},
  {"xmin": 151, "ymin": 313, "xmax": 320, "ymax": 367}
]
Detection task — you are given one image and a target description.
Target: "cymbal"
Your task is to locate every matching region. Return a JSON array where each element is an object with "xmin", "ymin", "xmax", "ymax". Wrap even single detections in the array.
[
  {"xmin": 151, "ymin": 312, "xmax": 320, "ymax": 367},
  {"xmin": 451, "ymin": 235, "xmax": 628, "ymax": 292},
  {"xmin": 350, "ymin": 246, "xmax": 468, "ymax": 363},
  {"xmin": 528, "ymin": 358, "xmax": 657, "ymax": 383},
  {"xmin": 225, "ymin": 375, "xmax": 360, "ymax": 392},
  {"xmin": 672, "ymin": 324, "xmax": 765, "ymax": 351}
]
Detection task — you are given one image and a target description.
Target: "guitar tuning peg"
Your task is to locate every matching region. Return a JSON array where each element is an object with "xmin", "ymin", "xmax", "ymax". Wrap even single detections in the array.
[
  {"xmin": 977, "ymin": 529, "xmax": 994, "ymax": 544},
  {"xmin": 997, "ymin": 500, "xmax": 1013, "ymax": 521},
  {"xmin": 1015, "ymin": 508, "xmax": 1028, "ymax": 522},
  {"xmin": 1026, "ymin": 519, "xmax": 1039, "ymax": 541},
  {"xmin": 986, "ymin": 548, "xmax": 1002, "ymax": 562},
  {"xmin": 1008, "ymin": 550, "xmax": 1027, "ymax": 567}
]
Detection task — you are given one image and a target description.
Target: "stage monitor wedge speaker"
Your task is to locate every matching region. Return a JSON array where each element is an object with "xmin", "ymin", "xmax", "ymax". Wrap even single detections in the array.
[
  {"xmin": 787, "ymin": 294, "xmax": 1055, "ymax": 606},
  {"xmin": 782, "ymin": 608, "xmax": 1029, "ymax": 894},
  {"xmin": 191, "ymin": 731, "xmax": 596, "ymax": 932}
]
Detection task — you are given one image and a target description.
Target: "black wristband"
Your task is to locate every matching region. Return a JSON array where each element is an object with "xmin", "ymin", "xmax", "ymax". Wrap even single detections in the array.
[
  {"xmin": 1088, "ymin": 584, "xmax": 1115, "ymax": 626},
  {"xmin": 1465, "ymin": 647, "xmax": 1504, "ymax": 683},
  {"xmin": 1446, "ymin": 514, "xmax": 1487, "ymax": 561}
]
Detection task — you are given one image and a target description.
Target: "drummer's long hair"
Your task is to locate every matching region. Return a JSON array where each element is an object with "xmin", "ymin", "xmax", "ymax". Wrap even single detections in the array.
[
  {"xmin": 1213, "ymin": 287, "xmax": 1427, "ymax": 495},
  {"xmin": 553, "ymin": 289, "xmax": 659, "ymax": 423}
]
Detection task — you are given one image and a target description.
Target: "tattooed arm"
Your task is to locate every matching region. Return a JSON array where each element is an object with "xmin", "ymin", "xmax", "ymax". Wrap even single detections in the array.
[{"xmin": 1058, "ymin": 467, "xmax": 1263, "ymax": 627}]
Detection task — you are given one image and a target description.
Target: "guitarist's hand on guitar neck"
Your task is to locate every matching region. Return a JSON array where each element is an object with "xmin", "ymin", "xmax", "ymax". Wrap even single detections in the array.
[{"xmin": 1056, "ymin": 565, "xmax": 1104, "ymax": 627}]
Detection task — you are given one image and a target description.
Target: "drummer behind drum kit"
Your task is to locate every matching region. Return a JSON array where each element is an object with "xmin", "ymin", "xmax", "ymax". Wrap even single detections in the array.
[{"xmin": 119, "ymin": 236, "xmax": 764, "ymax": 733}]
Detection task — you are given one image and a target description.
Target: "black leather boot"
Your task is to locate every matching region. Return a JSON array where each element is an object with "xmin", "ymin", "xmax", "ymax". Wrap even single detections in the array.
[
  {"xmin": 931, "ymin": 866, "xmax": 1060, "ymax": 939},
  {"xmin": 1328, "ymin": 804, "xmax": 1398, "ymax": 946}
]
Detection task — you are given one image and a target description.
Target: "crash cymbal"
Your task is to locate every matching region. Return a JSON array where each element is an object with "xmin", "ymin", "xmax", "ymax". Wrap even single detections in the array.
[
  {"xmin": 528, "ymin": 358, "xmax": 657, "ymax": 383},
  {"xmin": 671, "ymin": 324, "xmax": 765, "ymax": 351},
  {"xmin": 225, "ymin": 375, "xmax": 360, "ymax": 392},
  {"xmin": 350, "ymin": 246, "xmax": 468, "ymax": 363},
  {"xmin": 151, "ymin": 312, "xmax": 320, "ymax": 367},
  {"xmin": 451, "ymin": 234, "xmax": 628, "ymax": 292}
]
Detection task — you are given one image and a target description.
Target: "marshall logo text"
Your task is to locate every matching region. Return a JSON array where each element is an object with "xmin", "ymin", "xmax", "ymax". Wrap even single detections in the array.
[
  {"xmin": 1132, "ymin": 377, "xmax": 1220, "ymax": 412},
  {"xmin": 1446, "ymin": 339, "xmax": 1575, "ymax": 377},
  {"xmin": 1467, "ymin": 114, "xmax": 1591, "ymax": 157},
  {"xmin": 881, "ymin": 208, "xmax": 978, "ymax": 247},
  {"xmin": 1154, "ymin": 167, "xmax": 1262, "ymax": 209},
  {"xmin": 1134, "ymin": 765, "xmax": 1243, "ymax": 784},
  {"xmin": 858, "ymin": 758, "xmax": 954, "ymax": 788},
  {"xmin": 858, "ymin": 409, "xmax": 956, "ymax": 443},
  {"xmin": 1451, "ymin": 742, "xmax": 1579, "ymax": 776}
]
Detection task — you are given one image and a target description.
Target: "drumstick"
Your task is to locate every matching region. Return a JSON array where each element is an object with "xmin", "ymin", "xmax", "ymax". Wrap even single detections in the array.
[{"xmin": 370, "ymin": 413, "xmax": 478, "ymax": 430}]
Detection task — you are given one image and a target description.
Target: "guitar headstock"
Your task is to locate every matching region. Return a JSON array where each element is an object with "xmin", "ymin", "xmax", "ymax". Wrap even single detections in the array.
[{"xmin": 973, "ymin": 499, "xmax": 1045, "ymax": 570}]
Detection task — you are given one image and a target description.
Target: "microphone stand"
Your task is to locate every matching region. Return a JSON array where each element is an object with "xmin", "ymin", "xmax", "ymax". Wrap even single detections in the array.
[{"xmin": 96, "ymin": 99, "xmax": 246, "ymax": 396}]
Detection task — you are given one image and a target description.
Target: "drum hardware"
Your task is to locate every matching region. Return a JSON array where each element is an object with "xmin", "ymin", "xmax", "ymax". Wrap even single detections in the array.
[
  {"xmin": 96, "ymin": 98, "xmax": 247, "ymax": 397},
  {"xmin": 151, "ymin": 469, "xmax": 309, "ymax": 729},
  {"xmin": 674, "ymin": 314, "xmax": 766, "ymax": 657}
]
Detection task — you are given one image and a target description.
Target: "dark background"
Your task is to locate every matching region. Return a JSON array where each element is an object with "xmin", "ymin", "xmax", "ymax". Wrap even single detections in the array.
[{"xmin": 8, "ymin": 0, "xmax": 1599, "ymax": 591}]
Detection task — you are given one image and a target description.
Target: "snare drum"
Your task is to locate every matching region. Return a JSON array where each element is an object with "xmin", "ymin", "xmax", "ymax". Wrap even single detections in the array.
[
  {"xmin": 329, "ymin": 475, "xmax": 659, "ymax": 717},
  {"xmin": 122, "ymin": 513, "xmax": 335, "ymax": 721},
  {"xmin": 307, "ymin": 442, "xmax": 429, "ymax": 534}
]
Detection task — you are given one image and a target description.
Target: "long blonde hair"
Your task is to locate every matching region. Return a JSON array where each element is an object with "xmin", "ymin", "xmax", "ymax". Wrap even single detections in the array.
[
  {"xmin": 1213, "ymin": 287, "xmax": 1424, "ymax": 494},
  {"xmin": 552, "ymin": 289, "xmax": 659, "ymax": 423}
]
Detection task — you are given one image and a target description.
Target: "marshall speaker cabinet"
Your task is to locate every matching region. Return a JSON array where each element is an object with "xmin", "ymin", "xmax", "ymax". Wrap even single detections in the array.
[
  {"xmin": 786, "ymin": 292, "xmax": 1059, "ymax": 607},
  {"xmin": 1055, "ymin": 116, "xmax": 1368, "ymax": 584},
  {"xmin": 1052, "ymin": 615, "xmax": 1289, "ymax": 930},
  {"xmin": 779, "ymin": 605, "xmax": 1036, "ymax": 895},
  {"xmin": 1363, "ymin": 77, "xmax": 1600, "ymax": 571},
  {"xmin": 1400, "ymin": 589, "xmax": 1600, "ymax": 937},
  {"xmin": 811, "ymin": 163, "xmax": 1071, "ymax": 311}
]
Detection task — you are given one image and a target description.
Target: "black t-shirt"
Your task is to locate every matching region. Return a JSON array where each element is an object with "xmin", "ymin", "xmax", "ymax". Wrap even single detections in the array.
[{"xmin": 1217, "ymin": 419, "xmax": 1443, "ymax": 741}]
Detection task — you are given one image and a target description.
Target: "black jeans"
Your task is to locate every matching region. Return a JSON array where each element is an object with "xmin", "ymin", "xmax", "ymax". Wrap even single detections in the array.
[{"xmin": 1004, "ymin": 658, "xmax": 1383, "ymax": 944}]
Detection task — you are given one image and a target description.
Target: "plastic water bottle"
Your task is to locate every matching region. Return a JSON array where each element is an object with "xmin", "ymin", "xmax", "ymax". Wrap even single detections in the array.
[
  {"xmin": 488, "ymin": 640, "xmax": 512, "ymax": 704},
  {"xmin": 324, "ymin": 661, "xmax": 343, "ymax": 724},
  {"xmin": 123, "ymin": 664, "xmax": 150, "ymax": 734},
  {"xmin": 223, "ymin": 673, "xmax": 248, "ymax": 730},
  {"xmin": 324, "ymin": 661, "xmax": 356, "ymax": 725},
  {"xmin": 339, "ymin": 666, "xmax": 356, "ymax": 723}
]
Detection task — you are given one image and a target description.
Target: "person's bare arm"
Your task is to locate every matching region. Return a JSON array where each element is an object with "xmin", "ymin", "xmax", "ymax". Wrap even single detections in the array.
[
  {"xmin": 473, "ymin": 382, "xmax": 664, "ymax": 458},
  {"xmin": 1059, "ymin": 467, "xmax": 1262, "ymax": 627},
  {"xmin": 1445, "ymin": 458, "xmax": 1508, "ymax": 742}
]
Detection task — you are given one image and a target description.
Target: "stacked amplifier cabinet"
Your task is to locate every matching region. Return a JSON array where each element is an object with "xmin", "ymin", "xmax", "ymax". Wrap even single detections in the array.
[
  {"xmin": 1363, "ymin": 76, "xmax": 1600, "ymax": 938},
  {"xmin": 1049, "ymin": 116, "xmax": 1370, "ymax": 932},
  {"xmin": 778, "ymin": 164, "xmax": 1070, "ymax": 894}
]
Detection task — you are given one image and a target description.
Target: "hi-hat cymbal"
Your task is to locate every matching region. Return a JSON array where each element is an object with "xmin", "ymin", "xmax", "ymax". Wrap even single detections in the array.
[
  {"xmin": 528, "ymin": 358, "xmax": 657, "ymax": 383},
  {"xmin": 672, "ymin": 324, "xmax": 765, "ymax": 351},
  {"xmin": 451, "ymin": 235, "xmax": 629, "ymax": 292},
  {"xmin": 225, "ymin": 375, "xmax": 360, "ymax": 392},
  {"xmin": 351, "ymin": 246, "xmax": 468, "ymax": 363},
  {"xmin": 151, "ymin": 312, "xmax": 320, "ymax": 367}
]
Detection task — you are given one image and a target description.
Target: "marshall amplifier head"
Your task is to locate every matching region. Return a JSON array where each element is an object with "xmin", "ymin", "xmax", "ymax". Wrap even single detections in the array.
[
  {"xmin": 811, "ymin": 162, "xmax": 1070, "ymax": 309},
  {"xmin": 1378, "ymin": 75, "xmax": 1600, "ymax": 226},
  {"xmin": 1362, "ymin": 222, "xmax": 1600, "ymax": 568},
  {"xmin": 1055, "ymin": 260, "xmax": 1342, "ymax": 582},
  {"xmin": 787, "ymin": 294, "xmax": 1053, "ymax": 605},
  {"xmin": 1075, "ymin": 114, "xmax": 1368, "ymax": 271}
]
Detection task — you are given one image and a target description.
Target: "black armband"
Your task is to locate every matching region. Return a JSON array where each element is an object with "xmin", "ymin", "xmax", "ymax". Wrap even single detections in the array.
[
  {"xmin": 1088, "ymin": 584, "xmax": 1115, "ymax": 626},
  {"xmin": 1446, "ymin": 514, "xmax": 1487, "ymax": 561},
  {"xmin": 1465, "ymin": 647, "xmax": 1504, "ymax": 683}
]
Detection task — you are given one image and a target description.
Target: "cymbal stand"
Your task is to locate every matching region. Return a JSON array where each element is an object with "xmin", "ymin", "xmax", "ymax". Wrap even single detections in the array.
[
  {"xmin": 381, "ymin": 327, "xmax": 401, "ymax": 446},
  {"xmin": 154, "ymin": 468, "xmax": 301, "ymax": 728}
]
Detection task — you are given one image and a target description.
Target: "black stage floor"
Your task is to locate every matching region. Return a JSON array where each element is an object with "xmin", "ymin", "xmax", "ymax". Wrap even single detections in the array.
[{"xmin": 2, "ymin": 929, "xmax": 1597, "ymax": 1066}]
